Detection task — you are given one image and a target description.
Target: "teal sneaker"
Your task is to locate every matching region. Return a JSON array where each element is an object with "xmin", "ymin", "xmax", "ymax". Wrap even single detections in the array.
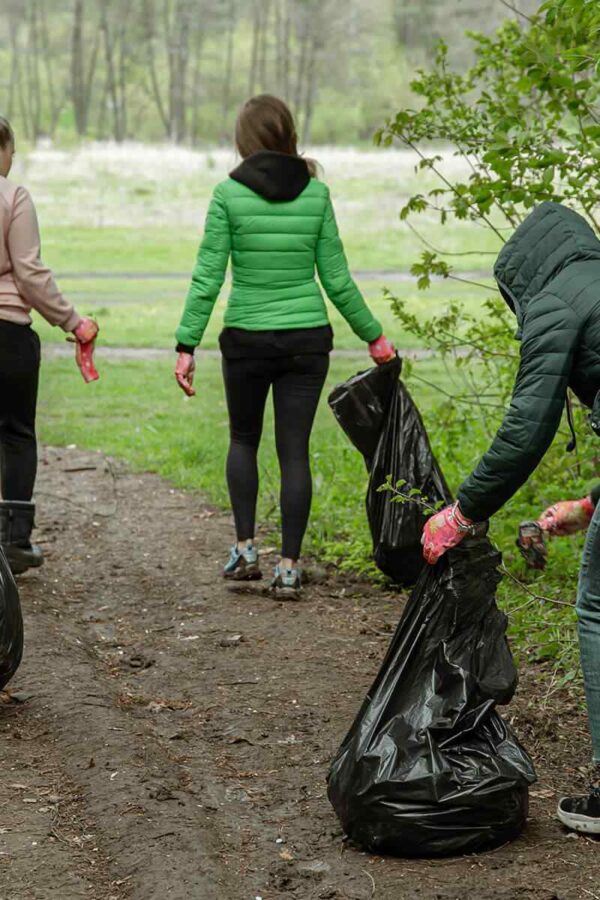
[
  {"xmin": 223, "ymin": 544, "xmax": 262, "ymax": 581},
  {"xmin": 269, "ymin": 564, "xmax": 302, "ymax": 600}
]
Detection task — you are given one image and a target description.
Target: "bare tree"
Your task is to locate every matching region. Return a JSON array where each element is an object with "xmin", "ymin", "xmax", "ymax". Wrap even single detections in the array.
[
  {"xmin": 99, "ymin": 0, "xmax": 131, "ymax": 141},
  {"xmin": 71, "ymin": 0, "xmax": 100, "ymax": 136},
  {"xmin": 142, "ymin": 0, "xmax": 196, "ymax": 142},
  {"xmin": 220, "ymin": 0, "xmax": 237, "ymax": 139}
]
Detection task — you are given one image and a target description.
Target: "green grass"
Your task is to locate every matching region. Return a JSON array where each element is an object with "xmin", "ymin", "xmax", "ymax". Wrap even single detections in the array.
[
  {"xmin": 37, "ymin": 352, "xmax": 587, "ymax": 681},
  {"xmin": 34, "ymin": 277, "xmax": 494, "ymax": 350},
  {"xmin": 37, "ymin": 355, "xmax": 374, "ymax": 565},
  {"xmin": 42, "ymin": 220, "xmax": 499, "ymax": 278},
  {"xmin": 18, "ymin": 145, "xmax": 588, "ymax": 677}
]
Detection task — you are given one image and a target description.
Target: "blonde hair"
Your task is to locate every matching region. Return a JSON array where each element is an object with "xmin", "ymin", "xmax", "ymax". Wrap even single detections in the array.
[
  {"xmin": 0, "ymin": 116, "xmax": 14, "ymax": 150},
  {"xmin": 235, "ymin": 94, "xmax": 317, "ymax": 177}
]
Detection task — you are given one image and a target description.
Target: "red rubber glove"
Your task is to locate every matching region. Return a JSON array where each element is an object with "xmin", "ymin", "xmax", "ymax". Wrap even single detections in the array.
[
  {"xmin": 69, "ymin": 317, "xmax": 99, "ymax": 383},
  {"xmin": 175, "ymin": 352, "xmax": 196, "ymax": 397},
  {"xmin": 538, "ymin": 496, "xmax": 595, "ymax": 537},
  {"xmin": 422, "ymin": 502, "xmax": 477, "ymax": 565},
  {"xmin": 369, "ymin": 335, "xmax": 396, "ymax": 365}
]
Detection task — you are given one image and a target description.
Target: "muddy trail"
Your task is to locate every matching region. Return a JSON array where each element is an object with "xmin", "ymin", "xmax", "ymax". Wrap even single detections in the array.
[{"xmin": 1, "ymin": 446, "xmax": 599, "ymax": 900}]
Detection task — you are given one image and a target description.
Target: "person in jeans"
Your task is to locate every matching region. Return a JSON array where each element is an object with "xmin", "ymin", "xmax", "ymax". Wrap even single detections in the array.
[
  {"xmin": 175, "ymin": 94, "xmax": 394, "ymax": 598},
  {"xmin": 420, "ymin": 201, "xmax": 600, "ymax": 833},
  {"xmin": 0, "ymin": 116, "xmax": 98, "ymax": 574}
]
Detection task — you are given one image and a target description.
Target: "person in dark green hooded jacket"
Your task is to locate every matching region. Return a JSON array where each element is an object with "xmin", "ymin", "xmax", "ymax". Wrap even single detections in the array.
[{"xmin": 421, "ymin": 201, "xmax": 600, "ymax": 834}]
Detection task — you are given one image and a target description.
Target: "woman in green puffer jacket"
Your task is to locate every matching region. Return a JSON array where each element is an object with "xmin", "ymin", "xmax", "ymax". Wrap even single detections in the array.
[{"xmin": 175, "ymin": 95, "xmax": 395, "ymax": 598}]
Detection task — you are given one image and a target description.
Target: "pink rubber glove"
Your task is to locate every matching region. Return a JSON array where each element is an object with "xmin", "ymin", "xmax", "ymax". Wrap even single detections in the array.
[
  {"xmin": 538, "ymin": 496, "xmax": 595, "ymax": 537},
  {"xmin": 69, "ymin": 317, "xmax": 99, "ymax": 383},
  {"xmin": 369, "ymin": 335, "xmax": 396, "ymax": 365},
  {"xmin": 422, "ymin": 502, "xmax": 477, "ymax": 565},
  {"xmin": 175, "ymin": 352, "xmax": 196, "ymax": 397}
]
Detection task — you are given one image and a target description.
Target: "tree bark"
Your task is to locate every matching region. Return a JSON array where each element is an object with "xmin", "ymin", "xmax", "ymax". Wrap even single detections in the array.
[
  {"xmin": 190, "ymin": 28, "xmax": 204, "ymax": 145},
  {"xmin": 248, "ymin": 0, "xmax": 261, "ymax": 95},
  {"xmin": 143, "ymin": 0, "xmax": 170, "ymax": 136},
  {"xmin": 71, "ymin": 0, "xmax": 99, "ymax": 137},
  {"xmin": 220, "ymin": 0, "xmax": 236, "ymax": 140}
]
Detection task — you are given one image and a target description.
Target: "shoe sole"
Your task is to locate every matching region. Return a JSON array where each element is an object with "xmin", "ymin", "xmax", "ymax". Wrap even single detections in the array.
[
  {"xmin": 557, "ymin": 805, "xmax": 600, "ymax": 834},
  {"xmin": 269, "ymin": 586, "xmax": 302, "ymax": 602},
  {"xmin": 223, "ymin": 566, "xmax": 262, "ymax": 582}
]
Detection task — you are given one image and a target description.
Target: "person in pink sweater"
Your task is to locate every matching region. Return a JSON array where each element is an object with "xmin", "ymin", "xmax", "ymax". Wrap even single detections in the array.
[{"xmin": 0, "ymin": 116, "xmax": 98, "ymax": 575}]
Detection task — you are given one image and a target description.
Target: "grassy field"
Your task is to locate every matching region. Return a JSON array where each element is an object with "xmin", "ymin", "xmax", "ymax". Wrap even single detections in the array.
[
  {"xmin": 16, "ymin": 145, "xmax": 502, "ymax": 277},
  {"xmin": 34, "ymin": 277, "xmax": 493, "ymax": 350},
  {"xmin": 37, "ymin": 348, "xmax": 589, "ymax": 676},
  {"xmin": 12, "ymin": 143, "xmax": 591, "ymax": 675}
]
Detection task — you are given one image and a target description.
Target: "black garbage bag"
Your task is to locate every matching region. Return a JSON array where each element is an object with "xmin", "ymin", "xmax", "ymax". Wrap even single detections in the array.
[
  {"xmin": 329, "ymin": 357, "xmax": 451, "ymax": 586},
  {"xmin": 327, "ymin": 536, "xmax": 536, "ymax": 857},
  {"xmin": 0, "ymin": 546, "xmax": 23, "ymax": 690}
]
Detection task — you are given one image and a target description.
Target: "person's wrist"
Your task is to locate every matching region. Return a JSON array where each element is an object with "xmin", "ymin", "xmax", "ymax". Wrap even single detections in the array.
[
  {"xmin": 451, "ymin": 502, "xmax": 476, "ymax": 533},
  {"xmin": 176, "ymin": 343, "xmax": 195, "ymax": 355},
  {"xmin": 581, "ymin": 496, "xmax": 595, "ymax": 519}
]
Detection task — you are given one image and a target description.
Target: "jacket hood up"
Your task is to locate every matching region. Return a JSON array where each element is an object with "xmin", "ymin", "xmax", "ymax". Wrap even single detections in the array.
[
  {"xmin": 494, "ymin": 201, "xmax": 600, "ymax": 332},
  {"xmin": 229, "ymin": 150, "xmax": 310, "ymax": 202}
]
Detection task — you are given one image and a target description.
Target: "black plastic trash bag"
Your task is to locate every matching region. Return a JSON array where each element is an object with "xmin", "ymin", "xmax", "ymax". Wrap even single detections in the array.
[
  {"xmin": 327, "ymin": 536, "xmax": 536, "ymax": 857},
  {"xmin": 0, "ymin": 546, "xmax": 23, "ymax": 690},
  {"xmin": 329, "ymin": 357, "xmax": 451, "ymax": 586}
]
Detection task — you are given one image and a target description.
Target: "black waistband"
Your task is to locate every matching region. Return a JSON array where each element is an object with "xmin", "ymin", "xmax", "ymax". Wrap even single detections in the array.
[{"xmin": 219, "ymin": 325, "xmax": 333, "ymax": 359}]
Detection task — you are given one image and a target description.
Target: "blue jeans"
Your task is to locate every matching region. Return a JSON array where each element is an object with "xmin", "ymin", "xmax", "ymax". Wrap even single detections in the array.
[{"xmin": 577, "ymin": 500, "xmax": 600, "ymax": 762}]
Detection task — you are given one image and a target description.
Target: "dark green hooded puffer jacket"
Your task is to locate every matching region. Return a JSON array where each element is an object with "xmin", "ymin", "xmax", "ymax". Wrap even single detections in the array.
[{"xmin": 457, "ymin": 202, "xmax": 600, "ymax": 521}]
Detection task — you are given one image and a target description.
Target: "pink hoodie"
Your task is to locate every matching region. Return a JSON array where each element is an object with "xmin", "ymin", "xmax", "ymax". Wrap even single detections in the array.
[{"xmin": 0, "ymin": 177, "xmax": 79, "ymax": 331}]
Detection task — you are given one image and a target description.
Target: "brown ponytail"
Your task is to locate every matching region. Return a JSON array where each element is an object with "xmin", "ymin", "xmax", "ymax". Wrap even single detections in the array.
[
  {"xmin": 235, "ymin": 94, "xmax": 318, "ymax": 178},
  {"xmin": 0, "ymin": 116, "xmax": 14, "ymax": 150}
]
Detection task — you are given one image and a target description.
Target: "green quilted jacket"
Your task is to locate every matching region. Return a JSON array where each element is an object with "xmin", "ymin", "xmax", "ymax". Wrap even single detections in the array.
[
  {"xmin": 458, "ymin": 202, "xmax": 600, "ymax": 521},
  {"xmin": 176, "ymin": 152, "xmax": 382, "ymax": 349}
]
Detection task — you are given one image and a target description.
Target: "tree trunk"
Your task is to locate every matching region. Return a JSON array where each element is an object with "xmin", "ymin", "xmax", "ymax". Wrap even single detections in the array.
[
  {"xmin": 248, "ymin": 0, "xmax": 261, "ymax": 95},
  {"xmin": 100, "ymin": 0, "xmax": 120, "ymax": 140},
  {"xmin": 257, "ymin": 0, "xmax": 271, "ymax": 90},
  {"xmin": 220, "ymin": 0, "xmax": 236, "ymax": 140},
  {"xmin": 71, "ymin": 0, "xmax": 99, "ymax": 137},
  {"xmin": 39, "ymin": 0, "xmax": 65, "ymax": 136},
  {"xmin": 190, "ymin": 29, "xmax": 204, "ymax": 145},
  {"xmin": 294, "ymin": 12, "xmax": 310, "ymax": 114},
  {"xmin": 301, "ymin": 29, "xmax": 318, "ymax": 145},
  {"xmin": 173, "ymin": 0, "xmax": 193, "ymax": 143},
  {"xmin": 71, "ymin": 0, "xmax": 86, "ymax": 135},
  {"xmin": 143, "ymin": 0, "xmax": 170, "ymax": 136}
]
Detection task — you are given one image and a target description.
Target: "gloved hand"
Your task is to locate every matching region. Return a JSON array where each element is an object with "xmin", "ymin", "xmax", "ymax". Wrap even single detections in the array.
[
  {"xmin": 369, "ymin": 335, "xmax": 396, "ymax": 365},
  {"xmin": 538, "ymin": 496, "xmax": 595, "ymax": 537},
  {"xmin": 422, "ymin": 502, "xmax": 478, "ymax": 565},
  {"xmin": 175, "ymin": 352, "xmax": 196, "ymax": 397},
  {"xmin": 73, "ymin": 317, "xmax": 99, "ymax": 344},
  {"xmin": 69, "ymin": 317, "xmax": 99, "ymax": 383}
]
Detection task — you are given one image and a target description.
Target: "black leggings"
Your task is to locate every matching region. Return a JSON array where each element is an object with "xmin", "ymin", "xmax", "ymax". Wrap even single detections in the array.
[
  {"xmin": 0, "ymin": 321, "xmax": 40, "ymax": 501},
  {"xmin": 222, "ymin": 353, "xmax": 329, "ymax": 560}
]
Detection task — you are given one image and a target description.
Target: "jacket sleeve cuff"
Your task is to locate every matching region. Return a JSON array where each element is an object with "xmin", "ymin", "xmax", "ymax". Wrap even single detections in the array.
[
  {"xmin": 61, "ymin": 310, "xmax": 82, "ymax": 333},
  {"xmin": 456, "ymin": 490, "xmax": 482, "ymax": 523},
  {"xmin": 176, "ymin": 342, "xmax": 196, "ymax": 355},
  {"xmin": 590, "ymin": 483, "xmax": 600, "ymax": 507},
  {"xmin": 363, "ymin": 320, "xmax": 383, "ymax": 343}
]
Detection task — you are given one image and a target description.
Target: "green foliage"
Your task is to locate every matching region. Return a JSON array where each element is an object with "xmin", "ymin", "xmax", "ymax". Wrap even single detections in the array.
[
  {"xmin": 380, "ymin": 0, "xmax": 600, "ymax": 674},
  {"xmin": 377, "ymin": 0, "xmax": 600, "ymax": 268}
]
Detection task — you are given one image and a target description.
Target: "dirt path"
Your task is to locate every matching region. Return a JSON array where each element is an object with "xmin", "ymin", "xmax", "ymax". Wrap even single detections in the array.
[{"xmin": 1, "ymin": 446, "xmax": 599, "ymax": 900}]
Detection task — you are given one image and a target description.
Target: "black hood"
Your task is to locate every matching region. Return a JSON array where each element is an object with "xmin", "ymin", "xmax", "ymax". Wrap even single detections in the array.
[{"xmin": 229, "ymin": 150, "xmax": 310, "ymax": 202}]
